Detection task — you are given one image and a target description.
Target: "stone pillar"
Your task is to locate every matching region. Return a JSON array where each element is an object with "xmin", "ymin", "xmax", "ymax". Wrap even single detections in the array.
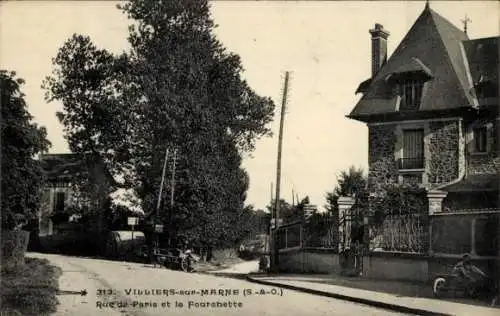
[
  {"xmin": 338, "ymin": 196, "xmax": 355, "ymax": 253},
  {"xmin": 426, "ymin": 190, "xmax": 448, "ymax": 215},
  {"xmin": 426, "ymin": 190, "xmax": 448, "ymax": 254}
]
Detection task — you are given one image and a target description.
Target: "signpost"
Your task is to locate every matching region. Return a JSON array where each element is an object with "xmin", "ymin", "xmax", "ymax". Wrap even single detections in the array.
[
  {"xmin": 155, "ymin": 224, "xmax": 164, "ymax": 233},
  {"xmin": 128, "ymin": 217, "xmax": 139, "ymax": 251}
]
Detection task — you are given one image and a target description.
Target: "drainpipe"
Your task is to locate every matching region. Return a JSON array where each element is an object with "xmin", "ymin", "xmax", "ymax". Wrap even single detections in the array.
[{"xmin": 434, "ymin": 167, "xmax": 466, "ymax": 191}]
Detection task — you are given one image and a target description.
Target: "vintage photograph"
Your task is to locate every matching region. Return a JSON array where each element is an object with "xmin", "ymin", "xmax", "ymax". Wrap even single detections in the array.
[{"xmin": 0, "ymin": 0, "xmax": 499, "ymax": 315}]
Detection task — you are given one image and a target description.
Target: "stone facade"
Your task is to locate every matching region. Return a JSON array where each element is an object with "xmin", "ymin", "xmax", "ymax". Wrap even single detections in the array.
[
  {"xmin": 367, "ymin": 124, "xmax": 398, "ymax": 193},
  {"xmin": 367, "ymin": 119, "xmax": 464, "ymax": 191},
  {"xmin": 466, "ymin": 118, "xmax": 500, "ymax": 175},
  {"xmin": 367, "ymin": 118, "xmax": 500, "ymax": 192},
  {"xmin": 427, "ymin": 120, "xmax": 462, "ymax": 185}
]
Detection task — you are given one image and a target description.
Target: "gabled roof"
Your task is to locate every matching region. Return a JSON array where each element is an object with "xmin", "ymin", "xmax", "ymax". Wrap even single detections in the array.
[
  {"xmin": 349, "ymin": 5, "xmax": 479, "ymax": 121},
  {"xmin": 389, "ymin": 57, "xmax": 433, "ymax": 78}
]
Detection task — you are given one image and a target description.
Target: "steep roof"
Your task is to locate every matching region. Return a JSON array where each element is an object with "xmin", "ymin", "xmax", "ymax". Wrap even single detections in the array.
[
  {"xmin": 349, "ymin": 5, "xmax": 478, "ymax": 121},
  {"xmin": 462, "ymin": 36, "xmax": 499, "ymax": 106}
]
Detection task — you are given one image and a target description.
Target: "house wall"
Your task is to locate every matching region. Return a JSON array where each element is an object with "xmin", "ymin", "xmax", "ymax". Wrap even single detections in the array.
[
  {"xmin": 466, "ymin": 118, "xmax": 500, "ymax": 175},
  {"xmin": 39, "ymin": 184, "xmax": 73, "ymax": 236},
  {"xmin": 427, "ymin": 120, "xmax": 463, "ymax": 185},
  {"xmin": 367, "ymin": 119, "xmax": 464, "ymax": 190},
  {"xmin": 368, "ymin": 124, "xmax": 398, "ymax": 193}
]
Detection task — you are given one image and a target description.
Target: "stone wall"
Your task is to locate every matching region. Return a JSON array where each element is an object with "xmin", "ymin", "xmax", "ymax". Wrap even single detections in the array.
[
  {"xmin": 466, "ymin": 118, "xmax": 499, "ymax": 175},
  {"xmin": 362, "ymin": 253, "xmax": 429, "ymax": 282},
  {"xmin": 368, "ymin": 124, "xmax": 398, "ymax": 193},
  {"xmin": 278, "ymin": 249, "xmax": 340, "ymax": 274},
  {"xmin": 368, "ymin": 120, "xmax": 464, "ymax": 190},
  {"xmin": 428, "ymin": 120, "xmax": 461, "ymax": 185}
]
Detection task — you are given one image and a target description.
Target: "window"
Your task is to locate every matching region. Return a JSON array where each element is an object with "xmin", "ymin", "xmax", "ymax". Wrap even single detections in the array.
[
  {"xmin": 399, "ymin": 80, "xmax": 424, "ymax": 110},
  {"xmin": 54, "ymin": 192, "xmax": 66, "ymax": 213},
  {"xmin": 473, "ymin": 127, "xmax": 487, "ymax": 153},
  {"xmin": 400, "ymin": 129, "xmax": 425, "ymax": 169}
]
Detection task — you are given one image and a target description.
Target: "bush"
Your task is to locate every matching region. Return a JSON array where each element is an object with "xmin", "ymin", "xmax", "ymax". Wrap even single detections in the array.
[
  {"xmin": 1, "ymin": 257, "xmax": 62, "ymax": 315},
  {"xmin": 0, "ymin": 230, "xmax": 30, "ymax": 268}
]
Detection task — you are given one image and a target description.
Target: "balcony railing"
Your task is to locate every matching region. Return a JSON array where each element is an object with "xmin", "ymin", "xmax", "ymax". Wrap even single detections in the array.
[{"xmin": 398, "ymin": 157, "xmax": 424, "ymax": 170}]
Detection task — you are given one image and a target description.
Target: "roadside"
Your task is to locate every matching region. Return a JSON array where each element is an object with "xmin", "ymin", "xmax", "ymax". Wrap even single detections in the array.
[
  {"xmin": 0, "ymin": 257, "xmax": 62, "ymax": 316},
  {"xmin": 246, "ymin": 273, "xmax": 500, "ymax": 316},
  {"xmin": 27, "ymin": 252, "xmax": 126, "ymax": 316},
  {"xmin": 28, "ymin": 252, "xmax": 401, "ymax": 316}
]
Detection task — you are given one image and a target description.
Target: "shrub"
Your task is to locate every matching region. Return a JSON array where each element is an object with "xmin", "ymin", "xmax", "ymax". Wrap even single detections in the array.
[
  {"xmin": 1, "ymin": 258, "xmax": 62, "ymax": 315},
  {"xmin": 0, "ymin": 230, "xmax": 30, "ymax": 268}
]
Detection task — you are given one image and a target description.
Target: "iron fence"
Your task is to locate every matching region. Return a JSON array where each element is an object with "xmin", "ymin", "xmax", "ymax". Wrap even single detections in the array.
[
  {"xmin": 370, "ymin": 213, "xmax": 428, "ymax": 253},
  {"xmin": 303, "ymin": 213, "xmax": 337, "ymax": 249}
]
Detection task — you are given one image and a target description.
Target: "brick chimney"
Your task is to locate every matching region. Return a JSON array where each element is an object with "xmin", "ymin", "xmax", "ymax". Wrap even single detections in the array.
[{"xmin": 369, "ymin": 23, "xmax": 390, "ymax": 77}]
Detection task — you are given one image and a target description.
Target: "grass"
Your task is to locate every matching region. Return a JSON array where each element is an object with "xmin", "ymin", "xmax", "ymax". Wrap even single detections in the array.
[{"xmin": 1, "ymin": 257, "xmax": 62, "ymax": 316}]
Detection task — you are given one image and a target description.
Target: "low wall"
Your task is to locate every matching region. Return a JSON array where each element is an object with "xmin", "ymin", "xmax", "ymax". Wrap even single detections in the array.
[
  {"xmin": 279, "ymin": 248, "xmax": 499, "ymax": 284},
  {"xmin": 278, "ymin": 248, "xmax": 339, "ymax": 274},
  {"xmin": 362, "ymin": 251, "xmax": 429, "ymax": 283}
]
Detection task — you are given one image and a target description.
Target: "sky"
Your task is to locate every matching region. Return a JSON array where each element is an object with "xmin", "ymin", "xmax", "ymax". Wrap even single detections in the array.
[{"xmin": 1, "ymin": 1, "xmax": 498, "ymax": 211}]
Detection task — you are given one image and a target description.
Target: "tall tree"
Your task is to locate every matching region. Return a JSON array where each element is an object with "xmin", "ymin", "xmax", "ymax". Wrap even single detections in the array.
[
  {"xmin": 325, "ymin": 166, "xmax": 367, "ymax": 214},
  {"xmin": 43, "ymin": 0, "xmax": 275, "ymax": 248},
  {"xmin": 1, "ymin": 70, "xmax": 51, "ymax": 229}
]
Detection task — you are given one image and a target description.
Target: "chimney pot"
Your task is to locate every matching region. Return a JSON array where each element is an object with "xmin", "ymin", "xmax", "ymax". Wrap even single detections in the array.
[{"xmin": 369, "ymin": 23, "xmax": 390, "ymax": 77}]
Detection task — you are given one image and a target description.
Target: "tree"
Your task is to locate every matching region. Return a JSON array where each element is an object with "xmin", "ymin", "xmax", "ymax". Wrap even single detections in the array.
[
  {"xmin": 1, "ymin": 70, "xmax": 51, "ymax": 230},
  {"xmin": 43, "ymin": 0, "xmax": 275, "ymax": 248},
  {"xmin": 324, "ymin": 166, "xmax": 367, "ymax": 215}
]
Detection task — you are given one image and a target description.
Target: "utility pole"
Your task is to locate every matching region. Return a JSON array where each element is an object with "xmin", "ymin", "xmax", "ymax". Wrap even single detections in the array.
[
  {"xmin": 157, "ymin": 147, "xmax": 170, "ymax": 215},
  {"xmin": 168, "ymin": 148, "xmax": 177, "ymax": 246},
  {"xmin": 155, "ymin": 147, "xmax": 170, "ymax": 250},
  {"xmin": 270, "ymin": 71, "xmax": 290, "ymax": 272}
]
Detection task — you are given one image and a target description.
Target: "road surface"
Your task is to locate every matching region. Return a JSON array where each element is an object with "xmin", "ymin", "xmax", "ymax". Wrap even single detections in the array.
[{"xmin": 29, "ymin": 253, "xmax": 411, "ymax": 316}]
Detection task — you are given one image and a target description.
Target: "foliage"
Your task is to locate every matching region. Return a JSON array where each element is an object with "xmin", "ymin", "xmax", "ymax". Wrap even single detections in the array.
[
  {"xmin": 236, "ymin": 205, "xmax": 270, "ymax": 239},
  {"xmin": 267, "ymin": 196, "xmax": 311, "ymax": 224},
  {"xmin": 303, "ymin": 212, "xmax": 336, "ymax": 248},
  {"xmin": 324, "ymin": 166, "xmax": 367, "ymax": 216},
  {"xmin": 43, "ymin": 0, "xmax": 275, "ymax": 248},
  {"xmin": 1, "ymin": 70, "xmax": 51, "ymax": 230},
  {"xmin": 369, "ymin": 184, "xmax": 428, "ymax": 226}
]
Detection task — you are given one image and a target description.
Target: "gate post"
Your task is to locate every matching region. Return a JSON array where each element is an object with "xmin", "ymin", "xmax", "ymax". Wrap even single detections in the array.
[{"xmin": 338, "ymin": 197, "xmax": 355, "ymax": 253}]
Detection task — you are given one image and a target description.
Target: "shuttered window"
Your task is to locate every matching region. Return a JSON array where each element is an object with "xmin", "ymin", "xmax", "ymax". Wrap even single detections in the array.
[
  {"xmin": 473, "ymin": 127, "xmax": 487, "ymax": 153},
  {"xmin": 400, "ymin": 129, "xmax": 424, "ymax": 169},
  {"xmin": 400, "ymin": 80, "xmax": 423, "ymax": 110}
]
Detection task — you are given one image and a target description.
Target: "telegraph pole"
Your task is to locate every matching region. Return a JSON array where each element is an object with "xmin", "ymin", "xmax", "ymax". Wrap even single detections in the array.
[
  {"xmin": 157, "ymin": 148, "xmax": 170, "ymax": 215},
  {"xmin": 154, "ymin": 147, "xmax": 170, "ymax": 250},
  {"xmin": 168, "ymin": 148, "xmax": 177, "ymax": 246},
  {"xmin": 270, "ymin": 71, "xmax": 290, "ymax": 272}
]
